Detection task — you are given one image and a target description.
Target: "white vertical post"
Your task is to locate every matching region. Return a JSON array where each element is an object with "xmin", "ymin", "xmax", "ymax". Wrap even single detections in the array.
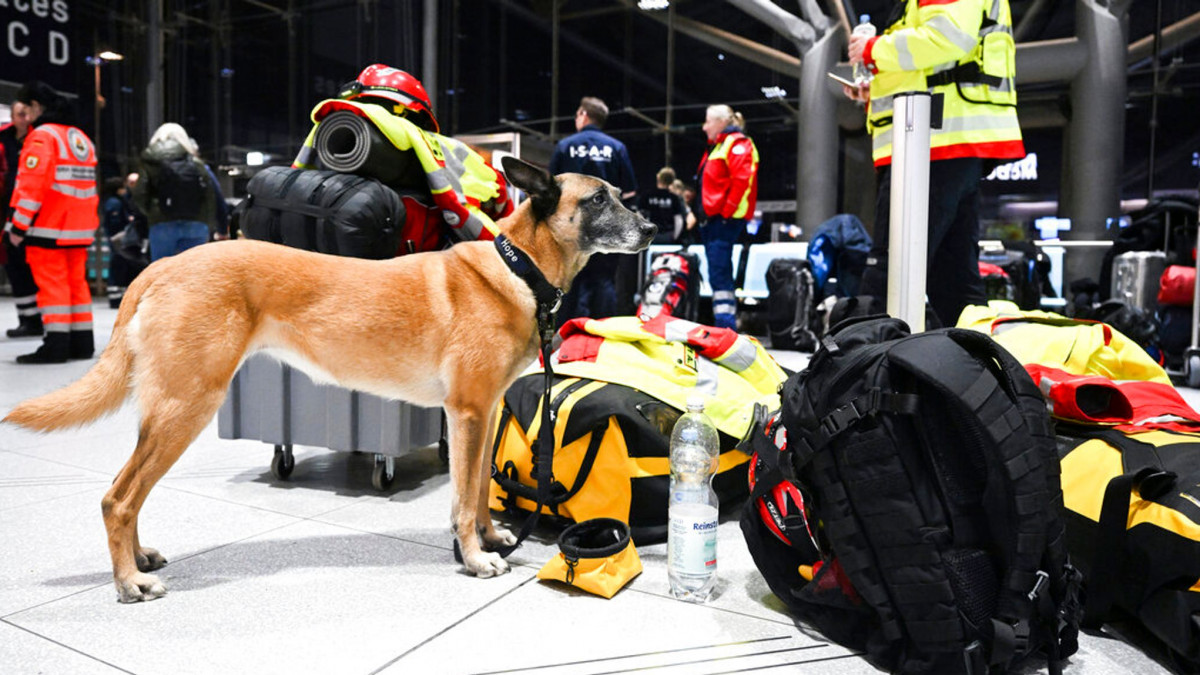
[{"xmin": 887, "ymin": 92, "xmax": 933, "ymax": 332}]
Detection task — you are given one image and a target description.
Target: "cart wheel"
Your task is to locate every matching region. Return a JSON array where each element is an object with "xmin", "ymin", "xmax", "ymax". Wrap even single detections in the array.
[
  {"xmin": 438, "ymin": 438, "xmax": 450, "ymax": 465},
  {"xmin": 371, "ymin": 460, "xmax": 394, "ymax": 491},
  {"xmin": 1188, "ymin": 355, "xmax": 1200, "ymax": 389},
  {"xmin": 271, "ymin": 445, "xmax": 295, "ymax": 480}
]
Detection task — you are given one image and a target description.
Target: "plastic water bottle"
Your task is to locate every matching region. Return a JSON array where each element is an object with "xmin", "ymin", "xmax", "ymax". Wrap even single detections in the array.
[
  {"xmin": 852, "ymin": 15, "xmax": 876, "ymax": 86},
  {"xmin": 668, "ymin": 395, "xmax": 720, "ymax": 602}
]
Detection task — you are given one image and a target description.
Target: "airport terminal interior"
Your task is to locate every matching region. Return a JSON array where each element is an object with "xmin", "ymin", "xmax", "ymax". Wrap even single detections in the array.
[{"xmin": 4, "ymin": 1, "xmax": 1200, "ymax": 673}]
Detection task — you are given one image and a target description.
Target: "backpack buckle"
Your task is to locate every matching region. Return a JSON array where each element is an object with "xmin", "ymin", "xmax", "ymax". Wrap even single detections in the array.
[
  {"xmin": 820, "ymin": 389, "xmax": 880, "ymax": 438},
  {"xmin": 1028, "ymin": 569, "xmax": 1050, "ymax": 601}
]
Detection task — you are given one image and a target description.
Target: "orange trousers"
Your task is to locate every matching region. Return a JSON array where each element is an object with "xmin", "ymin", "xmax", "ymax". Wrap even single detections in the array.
[{"xmin": 25, "ymin": 246, "xmax": 92, "ymax": 333}]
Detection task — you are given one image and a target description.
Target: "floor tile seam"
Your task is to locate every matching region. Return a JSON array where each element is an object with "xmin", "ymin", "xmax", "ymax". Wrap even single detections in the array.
[
  {"xmin": 619, "ymin": 585, "xmax": 799, "ymax": 627},
  {"xmin": 0, "ymin": 617, "xmax": 137, "ymax": 674},
  {"xmin": 0, "ymin": 447, "xmax": 125, "ymax": 476},
  {"xmin": 701, "ymin": 651, "xmax": 866, "ymax": 675},
  {"xmin": 366, "ymin": 574, "xmax": 540, "ymax": 675},
  {"xmin": 0, "ymin": 484, "xmax": 106, "ymax": 515}
]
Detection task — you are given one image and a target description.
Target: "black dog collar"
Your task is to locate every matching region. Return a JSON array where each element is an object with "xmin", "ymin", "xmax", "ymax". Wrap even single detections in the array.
[{"xmin": 494, "ymin": 234, "xmax": 564, "ymax": 328}]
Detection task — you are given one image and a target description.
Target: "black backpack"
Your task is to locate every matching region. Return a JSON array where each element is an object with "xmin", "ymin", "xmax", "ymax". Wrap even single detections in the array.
[
  {"xmin": 157, "ymin": 156, "xmax": 210, "ymax": 221},
  {"xmin": 765, "ymin": 316, "xmax": 1081, "ymax": 674},
  {"xmin": 765, "ymin": 258, "xmax": 817, "ymax": 351}
]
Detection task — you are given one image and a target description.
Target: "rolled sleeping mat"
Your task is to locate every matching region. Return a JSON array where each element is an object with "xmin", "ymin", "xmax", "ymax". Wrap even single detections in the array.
[{"xmin": 314, "ymin": 111, "xmax": 425, "ymax": 189}]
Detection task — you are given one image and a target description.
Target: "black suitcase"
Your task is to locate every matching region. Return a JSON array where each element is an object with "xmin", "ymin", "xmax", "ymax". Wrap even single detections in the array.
[
  {"xmin": 765, "ymin": 258, "xmax": 817, "ymax": 351},
  {"xmin": 234, "ymin": 166, "xmax": 404, "ymax": 259}
]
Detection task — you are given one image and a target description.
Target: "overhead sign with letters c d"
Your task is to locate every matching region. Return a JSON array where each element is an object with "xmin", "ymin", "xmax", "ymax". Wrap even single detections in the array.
[{"xmin": 3, "ymin": 0, "xmax": 80, "ymax": 95}]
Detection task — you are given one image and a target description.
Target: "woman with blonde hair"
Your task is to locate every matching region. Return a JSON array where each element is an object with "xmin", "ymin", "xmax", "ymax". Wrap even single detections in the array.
[
  {"xmin": 134, "ymin": 123, "xmax": 228, "ymax": 261},
  {"xmin": 696, "ymin": 104, "xmax": 758, "ymax": 330}
]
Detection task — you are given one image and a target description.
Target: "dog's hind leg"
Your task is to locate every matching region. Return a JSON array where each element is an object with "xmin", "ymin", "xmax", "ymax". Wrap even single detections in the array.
[
  {"xmin": 102, "ymin": 385, "xmax": 229, "ymax": 602},
  {"xmin": 445, "ymin": 400, "xmax": 509, "ymax": 578}
]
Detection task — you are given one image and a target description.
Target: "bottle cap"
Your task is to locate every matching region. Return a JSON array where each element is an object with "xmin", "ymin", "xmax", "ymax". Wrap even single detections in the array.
[
  {"xmin": 859, "ymin": 14, "xmax": 870, "ymax": 24},
  {"xmin": 686, "ymin": 394, "xmax": 706, "ymax": 413}
]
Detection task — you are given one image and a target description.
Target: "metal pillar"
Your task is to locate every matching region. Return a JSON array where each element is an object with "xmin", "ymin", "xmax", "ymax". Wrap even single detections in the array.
[
  {"xmin": 422, "ymin": 0, "xmax": 438, "ymax": 112},
  {"xmin": 1061, "ymin": 0, "xmax": 1126, "ymax": 286},
  {"xmin": 796, "ymin": 27, "xmax": 840, "ymax": 231},
  {"xmin": 887, "ymin": 93, "xmax": 932, "ymax": 332},
  {"xmin": 145, "ymin": 0, "xmax": 163, "ymax": 137}
]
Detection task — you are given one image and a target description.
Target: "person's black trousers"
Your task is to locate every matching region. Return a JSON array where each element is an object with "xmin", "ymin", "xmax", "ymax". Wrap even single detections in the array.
[{"xmin": 859, "ymin": 156, "xmax": 987, "ymax": 327}]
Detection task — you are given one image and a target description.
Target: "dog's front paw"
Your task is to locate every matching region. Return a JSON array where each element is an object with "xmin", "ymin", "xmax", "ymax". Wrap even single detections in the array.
[
  {"xmin": 464, "ymin": 551, "xmax": 510, "ymax": 578},
  {"xmin": 482, "ymin": 526, "xmax": 517, "ymax": 550},
  {"xmin": 115, "ymin": 572, "xmax": 168, "ymax": 603},
  {"xmin": 136, "ymin": 547, "xmax": 168, "ymax": 572}
]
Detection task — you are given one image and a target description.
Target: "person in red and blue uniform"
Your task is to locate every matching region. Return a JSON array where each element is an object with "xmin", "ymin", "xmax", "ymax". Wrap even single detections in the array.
[{"xmin": 697, "ymin": 104, "xmax": 758, "ymax": 331}]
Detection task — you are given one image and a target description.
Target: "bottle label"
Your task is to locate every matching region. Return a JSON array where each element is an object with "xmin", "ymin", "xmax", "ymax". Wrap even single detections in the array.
[{"xmin": 668, "ymin": 503, "xmax": 718, "ymax": 576}]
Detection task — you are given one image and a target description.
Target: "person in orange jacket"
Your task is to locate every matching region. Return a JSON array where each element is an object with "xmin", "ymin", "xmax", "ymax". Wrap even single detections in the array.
[{"xmin": 3, "ymin": 81, "xmax": 98, "ymax": 364}]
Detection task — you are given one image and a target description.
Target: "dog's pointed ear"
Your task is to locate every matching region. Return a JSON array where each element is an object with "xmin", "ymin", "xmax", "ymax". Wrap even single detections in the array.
[{"xmin": 502, "ymin": 156, "xmax": 560, "ymax": 222}]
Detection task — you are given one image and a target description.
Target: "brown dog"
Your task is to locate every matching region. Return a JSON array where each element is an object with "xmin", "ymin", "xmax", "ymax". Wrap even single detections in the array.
[{"xmin": 4, "ymin": 157, "xmax": 656, "ymax": 602}]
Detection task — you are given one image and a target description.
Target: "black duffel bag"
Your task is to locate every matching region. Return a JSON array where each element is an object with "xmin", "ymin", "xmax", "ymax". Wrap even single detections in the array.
[{"xmin": 233, "ymin": 166, "xmax": 404, "ymax": 259}]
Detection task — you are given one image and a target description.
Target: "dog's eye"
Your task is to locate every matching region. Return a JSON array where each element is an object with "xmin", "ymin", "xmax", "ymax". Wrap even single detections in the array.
[{"xmin": 593, "ymin": 192, "xmax": 606, "ymax": 205}]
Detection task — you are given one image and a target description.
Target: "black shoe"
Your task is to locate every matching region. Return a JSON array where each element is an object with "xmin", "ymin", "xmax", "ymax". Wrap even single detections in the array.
[
  {"xmin": 17, "ymin": 334, "xmax": 70, "ymax": 364},
  {"xmin": 6, "ymin": 315, "xmax": 44, "ymax": 338},
  {"xmin": 69, "ymin": 330, "xmax": 95, "ymax": 360}
]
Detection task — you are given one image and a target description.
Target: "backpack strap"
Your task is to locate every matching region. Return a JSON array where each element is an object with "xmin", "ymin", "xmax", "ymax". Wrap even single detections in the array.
[{"xmin": 887, "ymin": 329, "xmax": 1065, "ymax": 669}]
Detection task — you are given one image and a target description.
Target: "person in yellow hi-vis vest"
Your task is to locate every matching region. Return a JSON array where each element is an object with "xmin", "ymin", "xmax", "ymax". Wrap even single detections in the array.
[{"xmin": 845, "ymin": 0, "xmax": 1024, "ymax": 327}]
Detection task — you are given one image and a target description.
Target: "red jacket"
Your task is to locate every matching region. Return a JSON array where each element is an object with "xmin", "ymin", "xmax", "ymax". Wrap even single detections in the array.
[
  {"xmin": 698, "ymin": 128, "xmax": 759, "ymax": 220},
  {"xmin": 5, "ymin": 123, "xmax": 98, "ymax": 248}
]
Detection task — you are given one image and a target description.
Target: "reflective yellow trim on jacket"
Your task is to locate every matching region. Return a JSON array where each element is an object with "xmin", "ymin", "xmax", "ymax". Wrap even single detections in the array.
[{"xmin": 866, "ymin": 0, "xmax": 1022, "ymax": 165}]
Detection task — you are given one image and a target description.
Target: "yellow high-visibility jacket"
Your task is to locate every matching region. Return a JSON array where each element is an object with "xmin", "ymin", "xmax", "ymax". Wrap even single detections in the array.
[
  {"xmin": 293, "ymin": 99, "xmax": 511, "ymax": 241},
  {"xmin": 541, "ymin": 315, "xmax": 787, "ymax": 439},
  {"xmin": 862, "ymin": 0, "xmax": 1024, "ymax": 166}
]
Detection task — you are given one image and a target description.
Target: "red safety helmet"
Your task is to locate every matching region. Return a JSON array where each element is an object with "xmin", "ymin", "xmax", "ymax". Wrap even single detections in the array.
[
  {"xmin": 340, "ymin": 64, "xmax": 440, "ymax": 133},
  {"xmin": 746, "ymin": 413, "xmax": 817, "ymax": 551}
]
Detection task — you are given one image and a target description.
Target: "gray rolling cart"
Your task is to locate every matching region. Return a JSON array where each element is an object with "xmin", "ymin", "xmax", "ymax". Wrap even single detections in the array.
[{"xmin": 218, "ymin": 353, "xmax": 447, "ymax": 490}]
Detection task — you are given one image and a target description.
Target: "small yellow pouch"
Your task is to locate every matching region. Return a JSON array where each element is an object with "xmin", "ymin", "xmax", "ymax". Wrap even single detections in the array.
[{"xmin": 537, "ymin": 518, "xmax": 642, "ymax": 598}]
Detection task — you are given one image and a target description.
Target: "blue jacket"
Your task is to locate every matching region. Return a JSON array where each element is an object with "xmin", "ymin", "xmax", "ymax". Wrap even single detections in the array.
[{"xmin": 549, "ymin": 125, "xmax": 637, "ymax": 195}]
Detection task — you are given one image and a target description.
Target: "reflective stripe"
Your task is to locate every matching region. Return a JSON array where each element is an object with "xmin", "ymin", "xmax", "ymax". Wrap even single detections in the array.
[
  {"xmin": 52, "ymin": 184, "xmax": 98, "ymax": 199},
  {"xmin": 873, "ymin": 110, "xmax": 1018, "ymax": 151},
  {"xmin": 70, "ymin": 322, "xmax": 93, "ymax": 330},
  {"xmin": 48, "ymin": 129, "xmax": 69, "ymax": 159},
  {"xmin": 989, "ymin": 0, "xmax": 1001, "ymax": 21},
  {"xmin": 26, "ymin": 226, "xmax": 95, "ymax": 240},
  {"xmin": 40, "ymin": 305, "xmax": 73, "ymax": 315},
  {"xmin": 13, "ymin": 212, "xmax": 32, "ymax": 225},
  {"xmin": 926, "ymin": 14, "xmax": 979, "ymax": 55},
  {"xmin": 664, "ymin": 319, "xmax": 701, "ymax": 343},
  {"xmin": 980, "ymin": 23, "xmax": 1011, "ymax": 36},
  {"xmin": 427, "ymin": 168, "xmax": 454, "ymax": 191},
  {"xmin": 17, "ymin": 199, "xmax": 41, "ymax": 211},
  {"xmin": 69, "ymin": 304, "xmax": 93, "ymax": 314},
  {"xmin": 14, "ymin": 294, "xmax": 38, "ymax": 305},
  {"xmin": 294, "ymin": 145, "xmax": 314, "ymax": 167},
  {"xmin": 694, "ymin": 357, "xmax": 720, "ymax": 396},
  {"xmin": 718, "ymin": 338, "xmax": 759, "ymax": 373},
  {"xmin": 17, "ymin": 306, "xmax": 41, "ymax": 316},
  {"xmin": 55, "ymin": 165, "xmax": 97, "ymax": 181},
  {"xmin": 895, "ymin": 34, "xmax": 916, "ymax": 72},
  {"xmin": 44, "ymin": 323, "xmax": 70, "ymax": 333}
]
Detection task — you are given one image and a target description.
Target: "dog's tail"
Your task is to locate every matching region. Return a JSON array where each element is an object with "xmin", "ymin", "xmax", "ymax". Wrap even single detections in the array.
[{"xmin": 4, "ymin": 276, "xmax": 146, "ymax": 432}]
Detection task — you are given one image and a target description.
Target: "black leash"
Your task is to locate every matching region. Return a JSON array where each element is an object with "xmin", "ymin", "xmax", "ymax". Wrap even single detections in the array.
[{"xmin": 454, "ymin": 235, "xmax": 563, "ymax": 564}]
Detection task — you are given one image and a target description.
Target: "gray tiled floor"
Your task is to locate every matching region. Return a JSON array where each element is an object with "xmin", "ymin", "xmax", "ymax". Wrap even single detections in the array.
[{"xmin": 0, "ymin": 298, "xmax": 1181, "ymax": 674}]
